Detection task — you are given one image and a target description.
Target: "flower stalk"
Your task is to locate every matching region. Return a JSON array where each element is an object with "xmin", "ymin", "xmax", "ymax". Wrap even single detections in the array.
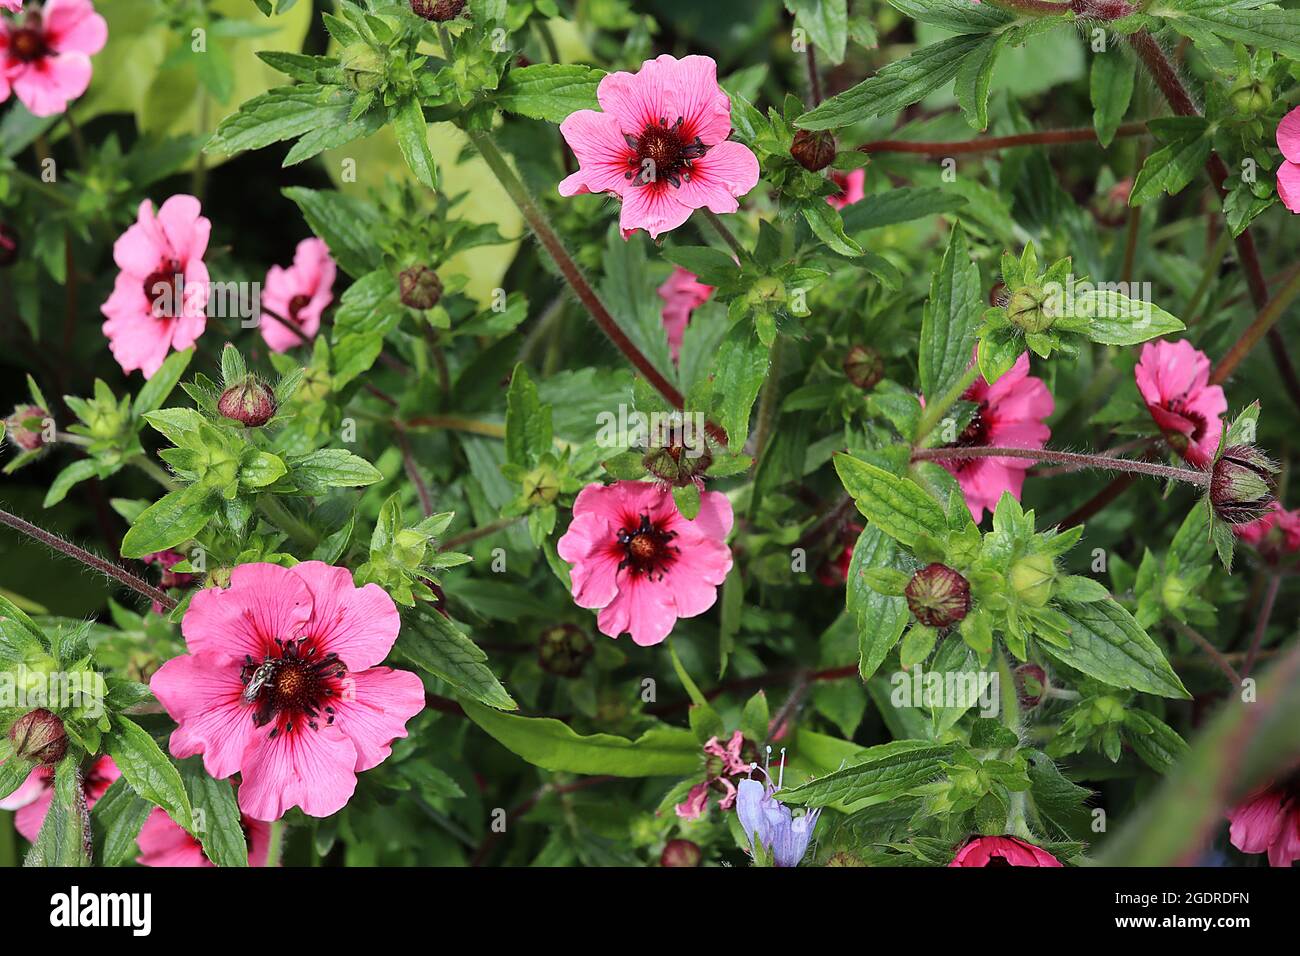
[{"xmin": 911, "ymin": 446, "xmax": 1211, "ymax": 488}]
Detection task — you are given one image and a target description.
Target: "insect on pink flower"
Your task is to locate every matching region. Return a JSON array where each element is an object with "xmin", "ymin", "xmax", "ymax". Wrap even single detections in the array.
[
  {"xmin": 150, "ymin": 561, "xmax": 426, "ymax": 822},
  {"xmin": 0, "ymin": 0, "xmax": 106, "ymax": 117},
  {"xmin": 1134, "ymin": 339, "xmax": 1227, "ymax": 467},
  {"xmin": 260, "ymin": 237, "xmax": 337, "ymax": 353},
  {"xmin": 556, "ymin": 481, "xmax": 733, "ymax": 646},
  {"xmin": 100, "ymin": 194, "xmax": 211, "ymax": 379},
  {"xmin": 557, "ymin": 54, "xmax": 760, "ymax": 239}
]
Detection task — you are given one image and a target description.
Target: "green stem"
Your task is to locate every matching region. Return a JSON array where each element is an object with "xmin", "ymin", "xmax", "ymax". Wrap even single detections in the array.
[
  {"xmin": 440, "ymin": 515, "xmax": 522, "ymax": 551},
  {"xmin": 257, "ymin": 495, "xmax": 319, "ymax": 550},
  {"xmin": 265, "ymin": 819, "xmax": 285, "ymax": 866},
  {"xmin": 1183, "ymin": 227, "xmax": 1234, "ymax": 327},
  {"xmin": 912, "ymin": 445, "xmax": 1210, "ymax": 487},
  {"xmin": 701, "ymin": 208, "xmax": 746, "ymax": 261},
  {"xmin": 914, "ymin": 365, "xmax": 981, "ymax": 443},
  {"xmin": 465, "ymin": 128, "xmax": 687, "ymax": 411},
  {"xmin": 1210, "ymin": 267, "xmax": 1300, "ymax": 386},
  {"xmin": 752, "ymin": 339, "xmax": 783, "ymax": 469},
  {"xmin": 130, "ymin": 456, "xmax": 178, "ymax": 491},
  {"xmin": 403, "ymin": 415, "xmax": 506, "ymax": 439}
]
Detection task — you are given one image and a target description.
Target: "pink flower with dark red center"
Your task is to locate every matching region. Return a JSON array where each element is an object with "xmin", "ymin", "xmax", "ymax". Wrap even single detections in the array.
[
  {"xmin": 136, "ymin": 805, "xmax": 273, "ymax": 867},
  {"xmin": 3, "ymin": 755, "xmax": 119, "ymax": 842},
  {"xmin": 1228, "ymin": 780, "xmax": 1300, "ymax": 867},
  {"xmin": 1134, "ymin": 339, "xmax": 1227, "ymax": 467},
  {"xmin": 656, "ymin": 267, "xmax": 712, "ymax": 361},
  {"xmin": 949, "ymin": 835, "xmax": 1063, "ymax": 867},
  {"xmin": 1233, "ymin": 502, "xmax": 1300, "ymax": 560},
  {"xmin": 826, "ymin": 167, "xmax": 864, "ymax": 210},
  {"xmin": 100, "ymin": 195, "xmax": 211, "ymax": 379},
  {"xmin": 260, "ymin": 238, "xmax": 336, "ymax": 353},
  {"xmin": 675, "ymin": 730, "xmax": 750, "ymax": 820},
  {"xmin": 0, "ymin": 0, "xmax": 106, "ymax": 117},
  {"xmin": 1275, "ymin": 105, "xmax": 1300, "ymax": 213},
  {"xmin": 557, "ymin": 54, "xmax": 760, "ymax": 239},
  {"xmin": 149, "ymin": 561, "xmax": 426, "ymax": 822},
  {"xmin": 556, "ymin": 480, "xmax": 733, "ymax": 646},
  {"xmin": 928, "ymin": 351, "xmax": 1054, "ymax": 522}
]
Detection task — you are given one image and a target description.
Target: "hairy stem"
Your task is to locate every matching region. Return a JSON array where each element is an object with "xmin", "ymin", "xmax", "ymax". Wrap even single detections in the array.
[
  {"xmin": 914, "ymin": 364, "xmax": 981, "ymax": 443},
  {"xmin": 465, "ymin": 129, "xmax": 686, "ymax": 411},
  {"xmin": 1172, "ymin": 621, "xmax": 1242, "ymax": 688},
  {"xmin": 987, "ymin": 0, "xmax": 1072, "ymax": 14},
  {"xmin": 0, "ymin": 506, "xmax": 176, "ymax": 612},
  {"xmin": 701, "ymin": 207, "xmax": 747, "ymax": 261},
  {"xmin": 860, "ymin": 121, "xmax": 1147, "ymax": 156},
  {"xmin": 1210, "ymin": 268, "xmax": 1300, "ymax": 387},
  {"xmin": 911, "ymin": 446, "xmax": 1210, "ymax": 486},
  {"xmin": 1243, "ymin": 574, "xmax": 1281, "ymax": 678}
]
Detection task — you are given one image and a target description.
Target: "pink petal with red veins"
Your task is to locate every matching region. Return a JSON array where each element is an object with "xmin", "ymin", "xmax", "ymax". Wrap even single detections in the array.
[
  {"xmin": 43, "ymin": 0, "xmax": 108, "ymax": 56},
  {"xmin": 181, "ymin": 562, "xmax": 313, "ymax": 661},
  {"xmin": 675, "ymin": 140, "xmax": 761, "ymax": 213},
  {"xmin": 289, "ymin": 561, "xmax": 401, "ymax": 671},
  {"xmin": 597, "ymin": 58, "xmax": 673, "ymax": 135},
  {"xmin": 1228, "ymin": 790, "xmax": 1286, "ymax": 855},
  {"xmin": 136, "ymin": 808, "xmax": 210, "ymax": 868},
  {"xmin": 557, "ymin": 512, "xmax": 621, "ymax": 610},
  {"xmin": 112, "ymin": 215, "xmax": 164, "ymax": 278},
  {"xmin": 151, "ymin": 652, "xmax": 258, "ymax": 780},
  {"xmin": 1277, "ymin": 106, "xmax": 1300, "ymax": 164},
  {"xmin": 597, "ymin": 573, "xmax": 678, "ymax": 646},
  {"xmin": 1277, "ymin": 161, "xmax": 1300, "ymax": 214},
  {"xmin": 237, "ymin": 722, "xmax": 359, "ymax": 821},
  {"xmin": 558, "ymin": 109, "xmax": 634, "ymax": 197},
  {"xmin": 12, "ymin": 54, "xmax": 92, "ymax": 117},
  {"xmin": 329, "ymin": 667, "xmax": 426, "ymax": 772},
  {"xmin": 619, "ymin": 182, "xmax": 694, "ymax": 239},
  {"xmin": 683, "ymin": 488, "xmax": 735, "ymax": 542},
  {"xmin": 666, "ymin": 535, "xmax": 731, "ymax": 619},
  {"xmin": 657, "ymin": 54, "xmax": 733, "ymax": 145}
]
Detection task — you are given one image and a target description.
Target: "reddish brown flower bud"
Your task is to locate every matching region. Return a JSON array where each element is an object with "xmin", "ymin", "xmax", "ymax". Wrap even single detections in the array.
[
  {"xmin": 988, "ymin": 280, "xmax": 1007, "ymax": 307},
  {"xmin": 411, "ymin": 0, "xmax": 466, "ymax": 22},
  {"xmin": 661, "ymin": 839, "xmax": 702, "ymax": 867},
  {"xmin": 217, "ymin": 378, "xmax": 277, "ymax": 428},
  {"xmin": 1014, "ymin": 663, "xmax": 1048, "ymax": 709},
  {"xmin": 790, "ymin": 130, "xmax": 836, "ymax": 172},
  {"xmin": 0, "ymin": 223, "xmax": 18, "ymax": 267},
  {"xmin": 5, "ymin": 404, "xmax": 50, "ymax": 451},
  {"xmin": 905, "ymin": 563, "xmax": 971, "ymax": 628},
  {"xmin": 537, "ymin": 623, "xmax": 594, "ymax": 678},
  {"xmin": 10, "ymin": 708, "xmax": 68, "ymax": 765},
  {"xmin": 399, "ymin": 265, "xmax": 443, "ymax": 310},
  {"xmin": 1211, "ymin": 444, "xmax": 1278, "ymax": 525},
  {"xmin": 843, "ymin": 344, "xmax": 884, "ymax": 391}
]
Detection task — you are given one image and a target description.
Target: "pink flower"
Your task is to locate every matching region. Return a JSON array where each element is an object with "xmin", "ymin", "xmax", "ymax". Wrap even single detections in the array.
[
  {"xmin": 0, "ymin": 0, "xmax": 106, "ymax": 117},
  {"xmin": 930, "ymin": 352, "xmax": 1054, "ymax": 522},
  {"xmin": 260, "ymin": 238, "xmax": 336, "ymax": 353},
  {"xmin": 1, "ymin": 1, "xmax": 22, "ymax": 13},
  {"xmin": 4, "ymin": 756, "xmax": 119, "ymax": 842},
  {"xmin": 136, "ymin": 805, "xmax": 273, "ymax": 867},
  {"xmin": 1233, "ymin": 502, "xmax": 1300, "ymax": 559},
  {"xmin": 1277, "ymin": 105, "xmax": 1300, "ymax": 213},
  {"xmin": 675, "ymin": 730, "xmax": 750, "ymax": 820},
  {"xmin": 949, "ymin": 835, "xmax": 1063, "ymax": 867},
  {"xmin": 1134, "ymin": 339, "xmax": 1226, "ymax": 467},
  {"xmin": 100, "ymin": 195, "xmax": 211, "ymax": 379},
  {"xmin": 1228, "ymin": 782, "xmax": 1300, "ymax": 867},
  {"xmin": 826, "ymin": 168, "xmax": 865, "ymax": 210},
  {"xmin": 149, "ymin": 561, "xmax": 426, "ymax": 822},
  {"xmin": 558, "ymin": 54, "xmax": 760, "ymax": 239},
  {"xmin": 556, "ymin": 481, "xmax": 734, "ymax": 646},
  {"xmin": 657, "ymin": 267, "xmax": 712, "ymax": 361}
]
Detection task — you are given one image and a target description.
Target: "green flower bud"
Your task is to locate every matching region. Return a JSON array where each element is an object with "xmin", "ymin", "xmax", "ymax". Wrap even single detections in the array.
[
  {"xmin": 1010, "ymin": 553, "xmax": 1056, "ymax": 607},
  {"xmin": 342, "ymin": 44, "xmax": 385, "ymax": 93},
  {"xmin": 1005, "ymin": 285, "xmax": 1054, "ymax": 334},
  {"xmin": 522, "ymin": 463, "xmax": 562, "ymax": 505},
  {"xmin": 1211, "ymin": 444, "xmax": 1278, "ymax": 525}
]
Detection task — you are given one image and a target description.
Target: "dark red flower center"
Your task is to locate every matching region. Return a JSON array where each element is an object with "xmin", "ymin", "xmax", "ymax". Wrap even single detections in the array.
[
  {"xmin": 143, "ymin": 260, "xmax": 184, "ymax": 318},
  {"xmin": 624, "ymin": 117, "xmax": 709, "ymax": 189},
  {"xmin": 1163, "ymin": 398, "xmax": 1207, "ymax": 452},
  {"xmin": 10, "ymin": 27, "xmax": 48, "ymax": 63},
  {"xmin": 616, "ymin": 513, "xmax": 679, "ymax": 579},
  {"xmin": 937, "ymin": 399, "xmax": 992, "ymax": 472},
  {"xmin": 240, "ymin": 637, "xmax": 347, "ymax": 737},
  {"xmin": 287, "ymin": 293, "xmax": 312, "ymax": 325}
]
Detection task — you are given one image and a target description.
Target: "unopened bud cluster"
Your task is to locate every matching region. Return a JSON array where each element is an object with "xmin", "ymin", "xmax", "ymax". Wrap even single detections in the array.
[
  {"xmin": 905, "ymin": 563, "xmax": 971, "ymax": 628},
  {"xmin": 218, "ymin": 378, "xmax": 277, "ymax": 428}
]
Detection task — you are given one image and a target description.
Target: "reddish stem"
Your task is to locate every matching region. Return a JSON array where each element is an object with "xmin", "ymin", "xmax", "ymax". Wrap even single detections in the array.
[{"xmin": 860, "ymin": 121, "xmax": 1147, "ymax": 156}]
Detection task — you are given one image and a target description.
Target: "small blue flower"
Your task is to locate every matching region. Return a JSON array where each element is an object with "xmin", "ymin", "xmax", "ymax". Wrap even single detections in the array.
[{"xmin": 735, "ymin": 750, "xmax": 821, "ymax": 867}]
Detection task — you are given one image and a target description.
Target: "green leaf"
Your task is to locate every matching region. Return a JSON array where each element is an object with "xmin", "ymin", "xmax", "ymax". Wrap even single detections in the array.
[
  {"xmin": 104, "ymin": 716, "xmax": 194, "ymax": 832},
  {"xmin": 785, "ymin": 0, "xmax": 849, "ymax": 64},
  {"xmin": 1047, "ymin": 599, "xmax": 1190, "ymax": 699},
  {"xmin": 26, "ymin": 756, "xmax": 91, "ymax": 867},
  {"xmin": 0, "ymin": 755, "xmax": 33, "ymax": 801},
  {"xmin": 801, "ymin": 200, "xmax": 862, "ymax": 256},
  {"xmin": 207, "ymin": 84, "xmax": 362, "ymax": 156},
  {"xmin": 1090, "ymin": 51, "xmax": 1134, "ymax": 148},
  {"xmin": 43, "ymin": 459, "xmax": 100, "ymax": 508},
  {"xmin": 495, "ymin": 63, "xmax": 606, "ymax": 123},
  {"xmin": 887, "ymin": 0, "xmax": 1012, "ymax": 33},
  {"xmin": 393, "ymin": 96, "xmax": 437, "ymax": 191},
  {"xmin": 285, "ymin": 449, "xmax": 383, "ymax": 495},
  {"xmin": 397, "ymin": 608, "xmax": 516, "ymax": 711},
  {"xmin": 132, "ymin": 348, "xmax": 194, "ymax": 418},
  {"xmin": 660, "ymin": 246, "xmax": 741, "ymax": 286},
  {"xmin": 954, "ymin": 33, "xmax": 1001, "ymax": 130},
  {"xmin": 833, "ymin": 453, "xmax": 948, "ymax": 548},
  {"xmin": 847, "ymin": 525, "xmax": 912, "ymax": 680},
  {"xmin": 797, "ymin": 34, "xmax": 987, "ymax": 131},
  {"xmin": 90, "ymin": 776, "xmax": 153, "ymax": 867},
  {"xmin": 1070, "ymin": 289, "xmax": 1186, "ymax": 345},
  {"xmin": 181, "ymin": 760, "xmax": 248, "ymax": 867},
  {"xmin": 505, "ymin": 364, "xmax": 553, "ymax": 469},
  {"xmin": 778, "ymin": 740, "xmax": 954, "ymax": 807},
  {"xmin": 283, "ymin": 187, "xmax": 383, "ymax": 279},
  {"xmin": 919, "ymin": 224, "xmax": 982, "ymax": 403},
  {"xmin": 120, "ymin": 481, "xmax": 217, "ymax": 558},
  {"xmin": 461, "ymin": 701, "xmax": 700, "ymax": 777},
  {"xmin": 840, "ymin": 187, "xmax": 968, "ymax": 233},
  {"xmin": 710, "ymin": 322, "xmax": 772, "ymax": 453},
  {"xmin": 1163, "ymin": 1, "xmax": 1300, "ymax": 60},
  {"xmin": 1128, "ymin": 127, "xmax": 1212, "ymax": 206}
]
